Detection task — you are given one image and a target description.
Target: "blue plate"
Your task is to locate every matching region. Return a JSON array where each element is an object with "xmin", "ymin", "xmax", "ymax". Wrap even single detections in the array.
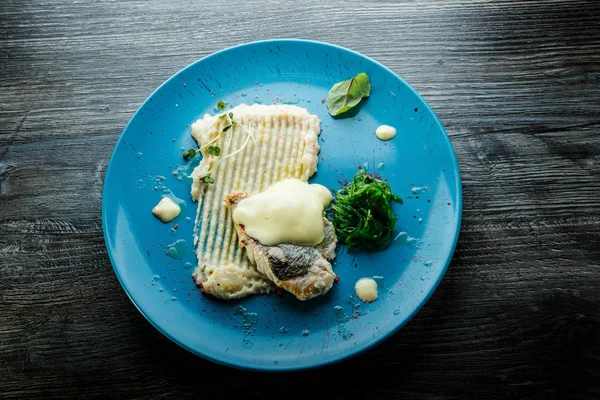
[{"xmin": 102, "ymin": 39, "xmax": 462, "ymax": 371}]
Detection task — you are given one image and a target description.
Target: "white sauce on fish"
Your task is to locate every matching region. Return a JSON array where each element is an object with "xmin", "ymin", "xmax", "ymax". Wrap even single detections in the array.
[
  {"xmin": 152, "ymin": 197, "xmax": 181, "ymax": 223},
  {"xmin": 232, "ymin": 178, "xmax": 332, "ymax": 246},
  {"xmin": 375, "ymin": 125, "xmax": 397, "ymax": 141},
  {"xmin": 355, "ymin": 277, "xmax": 378, "ymax": 303}
]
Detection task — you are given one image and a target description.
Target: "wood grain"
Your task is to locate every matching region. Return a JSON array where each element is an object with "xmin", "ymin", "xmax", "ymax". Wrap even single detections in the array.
[{"xmin": 1, "ymin": 0, "xmax": 599, "ymax": 399}]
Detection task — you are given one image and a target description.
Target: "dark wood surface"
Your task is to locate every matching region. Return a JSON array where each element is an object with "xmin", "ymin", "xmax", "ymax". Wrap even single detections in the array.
[{"xmin": 1, "ymin": 0, "xmax": 599, "ymax": 398}]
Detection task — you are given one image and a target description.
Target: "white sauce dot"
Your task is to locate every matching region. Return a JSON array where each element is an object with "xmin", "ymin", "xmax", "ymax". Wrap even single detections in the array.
[
  {"xmin": 152, "ymin": 197, "xmax": 181, "ymax": 223},
  {"xmin": 355, "ymin": 278, "xmax": 378, "ymax": 303},
  {"xmin": 375, "ymin": 125, "xmax": 397, "ymax": 141}
]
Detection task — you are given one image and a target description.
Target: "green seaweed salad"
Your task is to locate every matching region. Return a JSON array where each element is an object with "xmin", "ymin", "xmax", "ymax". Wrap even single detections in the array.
[{"xmin": 329, "ymin": 169, "xmax": 402, "ymax": 252}]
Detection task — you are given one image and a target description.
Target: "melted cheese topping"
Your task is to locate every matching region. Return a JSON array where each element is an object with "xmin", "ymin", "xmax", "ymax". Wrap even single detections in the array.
[
  {"xmin": 375, "ymin": 125, "xmax": 397, "ymax": 141},
  {"xmin": 232, "ymin": 179, "xmax": 332, "ymax": 246},
  {"xmin": 152, "ymin": 197, "xmax": 181, "ymax": 223},
  {"xmin": 355, "ymin": 277, "xmax": 378, "ymax": 303}
]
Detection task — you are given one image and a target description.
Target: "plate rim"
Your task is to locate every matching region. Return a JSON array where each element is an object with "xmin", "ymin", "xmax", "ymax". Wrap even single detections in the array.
[{"xmin": 101, "ymin": 38, "xmax": 463, "ymax": 371}]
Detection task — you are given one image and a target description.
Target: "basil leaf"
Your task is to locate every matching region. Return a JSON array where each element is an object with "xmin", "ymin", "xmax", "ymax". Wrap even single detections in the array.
[{"xmin": 326, "ymin": 72, "xmax": 371, "ymax": 116}]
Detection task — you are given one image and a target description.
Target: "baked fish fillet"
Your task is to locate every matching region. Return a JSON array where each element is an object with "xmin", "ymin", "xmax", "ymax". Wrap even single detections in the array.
[
  {"xmin": 225, "ymin": 192, "xmax": 337, "ymax": 301},
  {"xmin": 190, "ymin": 104, "xmax": 321, "ymax": 300}
]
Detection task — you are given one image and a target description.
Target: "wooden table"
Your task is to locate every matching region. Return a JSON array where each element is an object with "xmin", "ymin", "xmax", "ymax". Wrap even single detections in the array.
[{"xmin": 1, "ymin": 1, "xmax": 599, "ymax": 398}]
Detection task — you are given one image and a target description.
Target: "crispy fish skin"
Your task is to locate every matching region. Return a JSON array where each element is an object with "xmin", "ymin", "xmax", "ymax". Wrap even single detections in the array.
[{"xmin": 225, "ymin": 192, "xmax": 337, "ymax": 301}]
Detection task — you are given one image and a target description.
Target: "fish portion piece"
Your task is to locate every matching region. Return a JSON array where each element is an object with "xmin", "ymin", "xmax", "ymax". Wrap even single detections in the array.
[
  {"xmin": 225, "ymin": 192, "xmax": 337, "ymax": 301},
  {"xmin": 189, "ymin": 104, "xmax": 321, "ymax": 300}
]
